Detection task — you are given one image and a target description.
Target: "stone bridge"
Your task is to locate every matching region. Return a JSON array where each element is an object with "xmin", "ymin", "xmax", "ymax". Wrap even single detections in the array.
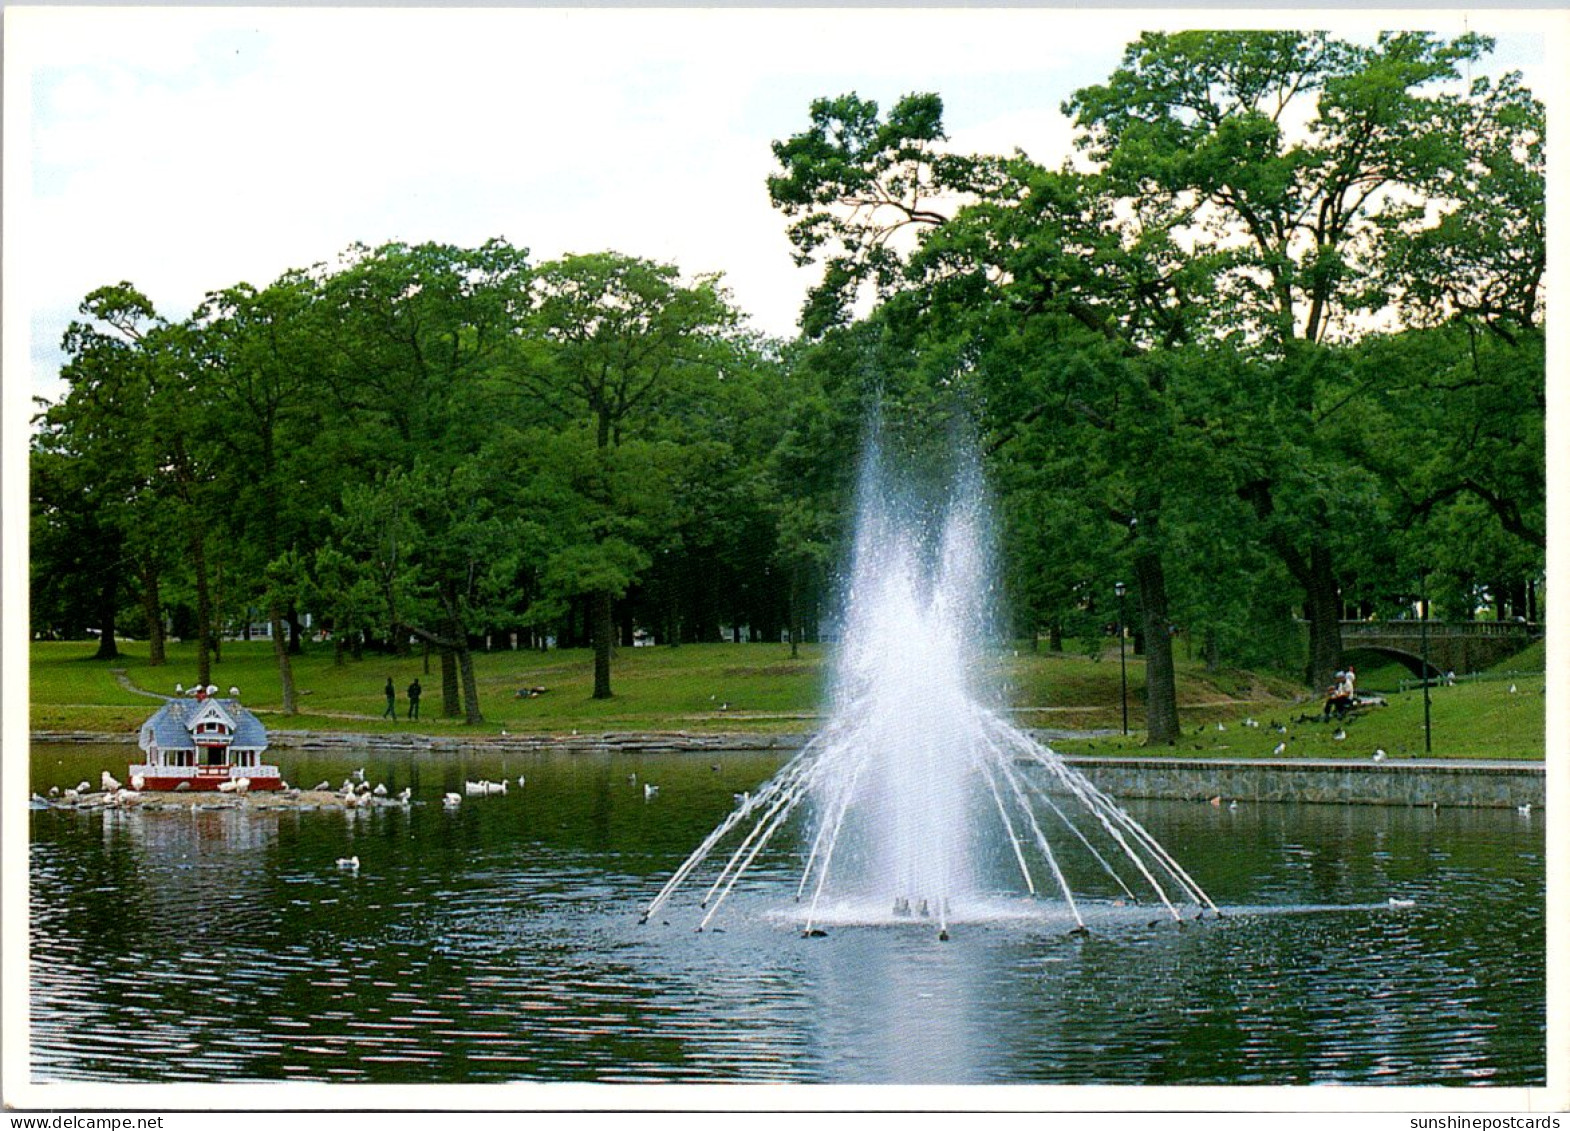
[{"xmin": 1338, "ymin": 620, "xmax": 1541, "ymax": 677}]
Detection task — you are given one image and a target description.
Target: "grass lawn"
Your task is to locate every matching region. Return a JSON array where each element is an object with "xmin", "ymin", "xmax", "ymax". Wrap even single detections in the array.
[{"xmin": 28, "ymin": 635, "xmax": 1544, "ymax": 759}]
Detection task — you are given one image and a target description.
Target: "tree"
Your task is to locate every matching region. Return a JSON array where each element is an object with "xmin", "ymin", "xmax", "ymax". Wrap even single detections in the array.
[
  {"xmin": 188, "ymin": 275, "xmax": 324, "ymax": 712},
  {"xmin": 503, "ymin": 252, "xmax": 740, "ymax": 698},
  {"xmin": 1064, "ymin": 29, "xmax": 1497, "ymax": 690},
  {"xmin": 308, "ymin": 239, "xmax": 533, "ymax": 719},
  {"xmin": 35, "ymin": 285, "xmax": 172, "ymax": 662}
]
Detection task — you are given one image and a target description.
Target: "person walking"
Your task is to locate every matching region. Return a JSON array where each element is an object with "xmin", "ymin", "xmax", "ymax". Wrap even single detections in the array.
[
  {"xmin": 407, "ymin": 678, "xmax": 422, "ymax": 720},
  {"xmin": 382, "ymin": 677, "xmax": 397, "ymax": 719}
]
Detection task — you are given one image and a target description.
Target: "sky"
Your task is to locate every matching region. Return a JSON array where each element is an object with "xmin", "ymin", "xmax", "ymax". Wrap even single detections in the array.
[{"xmin": 5, "ymin": 6, "xmax": 1556, "ymax": 410}]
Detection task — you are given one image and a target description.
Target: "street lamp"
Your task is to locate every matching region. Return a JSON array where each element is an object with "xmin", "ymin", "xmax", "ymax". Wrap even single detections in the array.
[
  {"xmin": 1114, "ymin": 581, "xmax": 1129, "ymax": 736},
  {"xmin": 1420, "ymin": 582, "xmax": 1433, "ymax": 755}
]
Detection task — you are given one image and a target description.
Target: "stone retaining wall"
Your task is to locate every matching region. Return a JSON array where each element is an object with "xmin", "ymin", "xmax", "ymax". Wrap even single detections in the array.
[
  {"xmin": 1059, "ymin": 755, "xmax": 1545, "ymax": 809},
  {"xmin": 31, "ymin": 731, "xmax": 1544, "ymax": 808}
]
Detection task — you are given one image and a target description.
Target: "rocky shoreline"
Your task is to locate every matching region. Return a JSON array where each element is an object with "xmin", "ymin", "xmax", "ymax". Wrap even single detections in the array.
[
  {"xmin": 31, "ymin": 788, "xmax": 411, "ymax": 813},
  {"xmin": 31, "ymin": 728, "xmax": 811, "ymax": 754}
]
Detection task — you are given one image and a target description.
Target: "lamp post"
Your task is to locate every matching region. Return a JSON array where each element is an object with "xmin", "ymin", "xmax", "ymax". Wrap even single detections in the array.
[
  {"xmin": 1115, "ymin": 581, "xmax": 1128, "ymax": 736},
  {"xmin": 1420, "ymin": 584, "xmax": 1433, "ymax": 755}
]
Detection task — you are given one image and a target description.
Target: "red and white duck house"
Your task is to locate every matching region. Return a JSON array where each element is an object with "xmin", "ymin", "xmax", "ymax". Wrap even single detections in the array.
[{"xmin": 133, "ymin": 685, "xmax": 280, "ymax": 791}]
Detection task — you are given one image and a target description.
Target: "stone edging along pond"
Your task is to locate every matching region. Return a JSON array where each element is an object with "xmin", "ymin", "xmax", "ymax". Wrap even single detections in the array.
[{"xmin": 31, "ymin": 730, "xmax": 1545, "ymax": 809}]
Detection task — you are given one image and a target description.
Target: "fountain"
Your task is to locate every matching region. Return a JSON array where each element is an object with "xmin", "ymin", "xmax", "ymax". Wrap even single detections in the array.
[{"xmin": 641, "ymin": 438, "xmax": 1217, "ymax": 939}]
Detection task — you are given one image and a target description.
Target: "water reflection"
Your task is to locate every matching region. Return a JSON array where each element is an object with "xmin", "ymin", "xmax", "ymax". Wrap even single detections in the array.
[{"xmin": 29, "ymin": 744, "xmax": 1546, "ymax": 1086}]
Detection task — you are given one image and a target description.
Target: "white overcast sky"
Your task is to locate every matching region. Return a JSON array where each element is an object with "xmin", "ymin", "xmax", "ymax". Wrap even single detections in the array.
[{"xmin": 4, "ymin": 5, "xmax": 1558, "ymax": 412}]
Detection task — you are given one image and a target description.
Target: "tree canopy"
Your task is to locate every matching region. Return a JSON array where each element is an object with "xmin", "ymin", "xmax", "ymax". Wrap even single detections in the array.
[{"xmin": 32, "ymin": 31, "xmax": 1544, "ymax": 737}]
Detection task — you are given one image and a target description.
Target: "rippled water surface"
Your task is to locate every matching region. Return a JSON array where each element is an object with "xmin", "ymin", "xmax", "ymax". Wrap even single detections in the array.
[{"xmin": 30, "ymin": 744, "xmax": 1545, "ymax": 1085}]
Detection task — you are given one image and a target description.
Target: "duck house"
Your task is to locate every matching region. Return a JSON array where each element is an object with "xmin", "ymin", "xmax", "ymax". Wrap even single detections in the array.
[{"xmin": 133, "ymin": 686, "xmax": 280, "ymax": 791}]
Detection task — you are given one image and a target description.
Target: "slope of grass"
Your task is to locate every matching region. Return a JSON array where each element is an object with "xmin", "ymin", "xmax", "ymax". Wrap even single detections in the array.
[{"xmin": 1053, "ymin": 669, "xmax": 1545, "ymax": 760}]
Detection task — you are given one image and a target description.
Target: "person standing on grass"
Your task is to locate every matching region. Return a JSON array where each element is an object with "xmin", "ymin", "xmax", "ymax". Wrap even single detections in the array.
[
  {"xmin": 408, "ymin": 678, "xmax": 422, "ymax": 719},
  {"xmin": 383, "ymin": 677, "xmax": 397, "ymax": 719}
]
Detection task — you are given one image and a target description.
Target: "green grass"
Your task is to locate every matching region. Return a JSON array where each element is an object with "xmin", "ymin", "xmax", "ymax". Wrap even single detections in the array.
[
  {"xmin": 1053, "ymin": 670, "xmax": 1545, "ymax": 761},
  {"xmin": 28, "ymin": 637, "xmax": 1543, "ymax": 759}
]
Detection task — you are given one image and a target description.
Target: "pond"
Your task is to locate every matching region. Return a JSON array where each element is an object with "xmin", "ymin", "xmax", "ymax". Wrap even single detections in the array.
[{"xmin": 28, "ymin": 743, "xmax": 1546, "ymax": 1087}]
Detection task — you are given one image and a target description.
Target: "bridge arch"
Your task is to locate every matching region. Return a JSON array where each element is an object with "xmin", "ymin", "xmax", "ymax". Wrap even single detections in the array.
[{"xmin": 1341, "ymin": 645, "xmax": 1444, "ymax": 681}]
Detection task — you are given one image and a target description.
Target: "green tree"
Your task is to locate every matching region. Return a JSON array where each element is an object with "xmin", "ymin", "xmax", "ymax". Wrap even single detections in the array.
[
  {"xmin": 502, "ymin": 252, "xmax": 740, "ymax": 698},
  {"xmin": 1064, "ymin": 29, "xmax": 1497, "ymax": 690}
]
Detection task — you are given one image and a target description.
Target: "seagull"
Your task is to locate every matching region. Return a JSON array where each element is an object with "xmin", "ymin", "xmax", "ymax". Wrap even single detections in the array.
[
  {"xmin": 1509, "ymin": 684, "xmax": 1518, "ymax": 694},
  {"xmin": 516, "ymin": 776, "xmax": 526, "ymax": 788},
  {"xmin": 1216, "ymin": 722, "xmax": 1226, "ymax": 732},
  {"xmin": 174, "ymin": 781, "xmax": 191, "ymax": 792},
  {"xmin": 465, "ymin": 780, "xmax": 487, "ymax": 795},
  {"xmin": 352, "ymin": 767, "xmax": 367, "ymax": 783},
  {"xmin": 336, "ymin": 856, "xmax": 360, "ymax": 871},
  {"xmin": 1517, "ymin": 803, "xmax": 1532, "ymax": 816},
  {"xmin": 1372, "ymin": 749, "xmax": 1387, "ymax": 763},
  {"xmin": 1243, "ymin": 717, "xmax": 1259, "ymax": 728},
  {"xmin": 1228, "ymin": 800, "xmax": 1238, "ymax": 811},
  {"xmin": 397, "ymin": 787, "xmax": 412, "ymax": 804},
  {"xmin": 1333, "ymin": 728, "xmax": 1346, "ymax": 741},
  {"xmin": 443, "ymin": 792, "xmax": 462, "ymax": 807},
  {"xmin": 372, "ymin": 783, "xmax": 388, "ymax": 797},
  {"xmin": 101, "ymin": 771, "xmax": 121, "ymax": 792},
  {"xmin": 76, "ymin": 781, "xmax": 91, "ymax": 794},
  {"xmin": 644, "ymin": 783, "xmax": 659, "ymax": 799},
  {"xmin": 1272, "ymin": 742, "xmax": 1287, "ymax": 756},
  {"xmin": 313, "ymin": 781, "xmax": 330, "ymax": 792},
  {"xmin": 733, "ymin": 791, "xmax": 750, "ymax": 806},
  {"xmin": 228, "ymin": 686, "xmax": 240, "ymax": 697},
  {"xmin": 48, "ymin": 785, "xmax": 60, "ymax": 797},
  {"xmin": 628, "ymin": 773, "xmax": 637, "ymax": 785}
]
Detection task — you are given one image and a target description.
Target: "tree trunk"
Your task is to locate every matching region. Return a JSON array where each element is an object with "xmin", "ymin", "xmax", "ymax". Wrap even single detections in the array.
[
  {"xmin": 1048, "ymin": 623, "xmax": 1063, "ymax": 652},
  {"xmin": 1133, "ymin": 548, "xmax": 1180, "ymax": 746},
  {"xmin": 269, "ymin": 600, "xmax": 297, "ymax": 715},
  {"xmin": 1202, "ymin": 628, "xmax": 1220, "ymax": 673},
  {"xmin": 137, "ymin": 561, "xmax": 165, "ymax": 666},
  {"xmin": 787, "ymin": 560, "xmax": 802, "ymax": 659},
  {"xmin": 190, "ymin": 529, "xmax": 213, "ymax": 686},
  {"xmin": 1303, "ymin": 543, "xmax": 1342, "ymax": 692},
  {"xmin": 441, "ymin": 648, "xmax": 460, "ymax": 717},
  {"xmin": 93, "ymin": 561, "xmax": 120, "ymax": 660},
  {"xmin": 457, "ymin": 643, "xmax": 484, "ymax": 725},
  {"xmin": 592, "ymin": 588, "xmax": 614, "ymax": 699},
  {"xmin": 1240, "ymin": 481, "xmax": 1343, "ymax": 691}
]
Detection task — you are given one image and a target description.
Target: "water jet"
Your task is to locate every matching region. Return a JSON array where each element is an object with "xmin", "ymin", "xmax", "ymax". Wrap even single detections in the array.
[{"xmin": 642, "ymin": 436, "xmax": 1216, "ymax": 936}]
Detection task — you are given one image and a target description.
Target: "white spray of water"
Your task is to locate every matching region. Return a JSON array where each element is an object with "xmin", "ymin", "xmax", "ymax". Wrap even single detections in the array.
[{"xmin": 642, "ymin": 438, "xmax": 1215, "ymax": 938}]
